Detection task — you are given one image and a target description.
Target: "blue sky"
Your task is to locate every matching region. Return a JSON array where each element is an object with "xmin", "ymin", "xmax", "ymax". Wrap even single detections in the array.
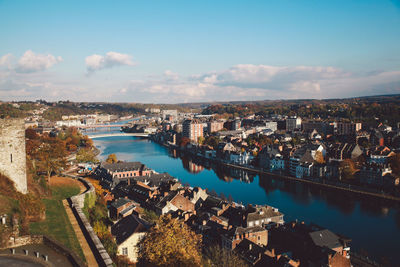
[{"xmin": 0, "ymin": 0, "xmax": 399, "ymax": 103}]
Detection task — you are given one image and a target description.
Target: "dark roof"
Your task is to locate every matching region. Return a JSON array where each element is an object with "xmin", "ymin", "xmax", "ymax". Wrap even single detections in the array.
[
  {"xmin": 234, "ymin": 239, "xmax": 266, "ymax": 265},
  {"xmin": 225, "ymin": 226, "xmax": 266, "ymax": 238},
  {"xmin": 110, "ymin": 198, "xmax": 132, "ymax": 209},
  {"xmin": 309, "ymin": 229, "xmax": 341, "ymax": 249},
  {"xmin": 111, "ymin": 214, "xmax": 150, "ymax": 244},
  {"xmin": 134, "ymin": 172, "xmax": 175, "ymax": 187},
  {"xmin": 100, "ymin": 161, "xmax": 149, "ymax": 172}
]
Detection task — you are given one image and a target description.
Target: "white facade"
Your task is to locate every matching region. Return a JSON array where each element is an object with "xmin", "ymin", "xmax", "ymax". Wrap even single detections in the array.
[{"xmin": 117, "ymin": 232, "xmax": 146, "ymax": 263}]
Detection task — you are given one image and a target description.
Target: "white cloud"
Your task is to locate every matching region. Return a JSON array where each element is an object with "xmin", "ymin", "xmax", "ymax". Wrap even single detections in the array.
[
  {"xmin": 0, "ymin": 58, "xmax": 399, "ymax": 102},
  {"xmin": 15, "ymin": 50, "xmax": 62, "ymax": 73},
  {"xmin": 85, "ymin": 51, "xmax": 135, "ymax": 73},
  {"xmin": 0, "ymin": 53, "xmax": 13, "ymax": 69}
]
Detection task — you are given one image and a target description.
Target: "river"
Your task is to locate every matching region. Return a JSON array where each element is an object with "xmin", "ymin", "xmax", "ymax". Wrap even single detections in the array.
[{"xmin": 93, "ymin": 135, "xmax": 400, "ymax": 264}]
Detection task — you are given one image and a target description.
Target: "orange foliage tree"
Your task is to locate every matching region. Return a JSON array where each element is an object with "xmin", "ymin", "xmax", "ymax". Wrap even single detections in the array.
[{"xmin": 137, "ymin": 215, "xmax": 202, "ymax": 267}]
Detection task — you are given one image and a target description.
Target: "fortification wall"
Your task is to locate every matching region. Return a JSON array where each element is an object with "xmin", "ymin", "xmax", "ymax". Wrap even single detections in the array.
[{"xmin": 0, "ymin": 118, "xmax": 28, "ymax": 194}]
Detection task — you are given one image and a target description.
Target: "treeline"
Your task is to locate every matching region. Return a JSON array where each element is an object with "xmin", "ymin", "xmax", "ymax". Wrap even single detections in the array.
[
  {"xmin": 0, "ymin": 103, "xmax": 38, "ymax": 118},
  {"xmin": 26, "ymin": 127, "xmax": 95, "ymax": 182},
  {"xmin": 201, "ymin": 95, "xmax": 400, "ymax": 127}
]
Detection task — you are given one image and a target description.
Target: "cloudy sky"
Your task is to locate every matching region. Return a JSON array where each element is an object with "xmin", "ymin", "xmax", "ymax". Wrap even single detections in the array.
[{"xmin": 0, "ymin": 0, "xmax": 399, "ymax": 103}]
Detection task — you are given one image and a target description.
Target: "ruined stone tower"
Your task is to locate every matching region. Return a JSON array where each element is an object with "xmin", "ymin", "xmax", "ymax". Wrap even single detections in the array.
[{"xmin": 0, "ymin": 118, "xmax": 28, "ymax": 194}]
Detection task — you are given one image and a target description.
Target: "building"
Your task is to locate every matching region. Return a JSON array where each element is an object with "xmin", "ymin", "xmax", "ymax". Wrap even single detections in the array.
[
  {"xmin": 264, "ymin": 121, "xmax": 278, "ymax": 132},
  {"xmin": 286, "ymin": 117, "xmax": 302, "ymax": 131},
  {"xmin": 111, "ymin": 214, "xmax": 151, "ymax": 263},
  {"xmin": 161, "ymin": 109, "xmax": 178, "ymax": 120},
  {"xmin": 109, "ymin": 198, "xmax": 137, "ymax": 220},
  {"xmin": 222, "ymin": 226, "xmax": 268, "ymax": 250},
  {"xmin": 207, "ymin": 120, "xmax": 224, "ymax": 133},
  {"xmin": 302, "ymin": 120, "xmax": 334, "ymax": 135},
  {"xmin": 0, "ymin": 118, "xmax": 27, "ymax": 193},
  {"xmin": 334, "ymin": 122, "xmax": 362, "ymax": 135},
  {"xmin": 96, "ymin": 162, "xmax": 153, "ymax": 189},
  {"xmin": 244, "ymin": 205, "xmax": 284, "ymax": 227},
  {"xmin": 182, "ymin": 119, "xmax": 203, "ymax": 143}
]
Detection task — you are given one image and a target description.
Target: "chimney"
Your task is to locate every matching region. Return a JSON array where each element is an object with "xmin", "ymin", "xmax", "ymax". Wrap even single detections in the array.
[{"xmin": 249, "ymin": 243, "xmax": 252, "ymax": 250}]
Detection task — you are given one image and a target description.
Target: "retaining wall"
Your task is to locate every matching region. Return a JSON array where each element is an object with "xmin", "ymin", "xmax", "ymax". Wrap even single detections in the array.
[{"xmin": 68, "ymin": 176, "xmax": 113, "ymax": 267}]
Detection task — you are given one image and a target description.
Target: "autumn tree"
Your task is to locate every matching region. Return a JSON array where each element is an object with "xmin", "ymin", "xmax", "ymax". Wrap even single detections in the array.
[
  {"xmin": 76, "ymin": 148, "xmax": 99, "ymax": 163},
  {"xmin": 198, "ymin": 136, "xmax": 205, "ymax": 145},
  {"xmin": 315, "ymin": 150, "xmax": 325, "ymax": 164},
  {"xmin": 137, "ymin": 215, "xmax": 202, "ymax": 267},
  {"xmin": 36, "ymin": 136, "xmax": 67, "ymax": 182},
  {"xmin": 340, "ymin": 159, "xmax": 357, "ymax": 180},
  {"xmin": 106, "ymin": 153, "xmax": 118, "ymax": 163},
  {"xmin": 203, "ymin": 245, "xmax": 247, "ymax": 267}
]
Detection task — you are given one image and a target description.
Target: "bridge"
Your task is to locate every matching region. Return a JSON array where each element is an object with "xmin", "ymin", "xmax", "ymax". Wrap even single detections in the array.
[
  {"xmin": 87, "ymin": 133, "xmax": 149, "ymax": 139},
  {"xmin": 79, "ymin": 124, "xmax": 127, "ymax": 129}
]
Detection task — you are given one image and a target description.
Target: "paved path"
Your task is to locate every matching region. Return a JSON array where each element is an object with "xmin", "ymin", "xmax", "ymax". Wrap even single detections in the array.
[{"xmin": 63, "ymin": 199, "xmax": 98, "ymax": 267}]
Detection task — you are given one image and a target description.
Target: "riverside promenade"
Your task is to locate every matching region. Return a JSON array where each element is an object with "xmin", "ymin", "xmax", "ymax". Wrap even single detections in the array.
[{"xmin": 163, "ymin": 140, "xmax": 400, "ymax": 202}]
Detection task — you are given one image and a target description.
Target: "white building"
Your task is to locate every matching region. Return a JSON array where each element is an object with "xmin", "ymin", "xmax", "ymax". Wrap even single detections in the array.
[{"xmin": 111, "ymin": 215, "xmax": 150, "ymax": 263}]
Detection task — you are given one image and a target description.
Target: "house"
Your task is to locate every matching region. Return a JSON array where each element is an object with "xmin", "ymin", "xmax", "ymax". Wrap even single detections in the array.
[
  {"xmin": 221, "ymin": 225, "xmax": 268, "ymax": 250},
  {"xmin": 111, "ymin": 214, "xmax": 151, "ymax": 263},
  {"xmin": 234, "ymin": 239, "xmax": 300, "ymax": 267},
  {"xmin": 244, "ymin": 205, "xmax": 284, "ymax": 227},
  {"xmin": 269, "ymin": 222, "xmax": 351, "ymax": 267},
  {"xmin": 153, "ymin": 190, "xmax": 195, "ymax": 215},
  {"xmin": 258, "ymin": 145, "xmax": 285, "ymax": 172},
  {"xmin": 109, "ymin": 198, "xmax": 137, "ymax": 220},
  {"xmin": 229, "ymin": 151, "xmax": 254, "ymax": 165},
  {"xmin": 128, "ymin": 181, "xmax": 159, "ymax": 205},
  {"xmin": 328, "ymin": 143, "xmax": 363, "ymax": 160},
  {"xmin": 358, "ymin": 163, "xmax": 392, "ymax": 186}
]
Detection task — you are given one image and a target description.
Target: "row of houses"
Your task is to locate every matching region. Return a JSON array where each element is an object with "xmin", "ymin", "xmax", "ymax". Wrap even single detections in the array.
[{"xmin": 96, "ymin": 161, "xmax": 352, "ymax": 266}]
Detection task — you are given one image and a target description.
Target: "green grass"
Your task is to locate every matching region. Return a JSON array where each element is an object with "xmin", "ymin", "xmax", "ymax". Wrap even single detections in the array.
[{"xmin": 30, "ymin": 184, "xmax": 85, "ymax": 261}]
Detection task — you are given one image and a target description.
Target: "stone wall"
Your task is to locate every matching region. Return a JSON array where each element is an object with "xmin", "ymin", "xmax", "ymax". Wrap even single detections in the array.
[
  {"xmin": 3, "ymin": 235, "xmax": 85, "ymax": 267},
  {"xmin": 0, "ymin": 118, "xmax": 27, "ymax": 194},
  {"xmin": 6, "ymin": 235, "xmax": 43, "ymax": 248},
  {"xmin": 69, "ymin": 177, "xmax": 113, "ymax": 267}
]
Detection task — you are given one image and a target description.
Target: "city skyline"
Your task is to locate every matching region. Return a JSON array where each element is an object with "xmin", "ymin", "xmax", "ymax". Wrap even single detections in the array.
[{"xmin": 1, "ymin": 0, "xmax": 399, "ymax": 103}]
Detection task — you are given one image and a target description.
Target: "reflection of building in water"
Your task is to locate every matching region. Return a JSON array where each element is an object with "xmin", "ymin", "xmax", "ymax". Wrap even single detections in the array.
[
  {"xmin": 230, "ymin": 168, "xmax": 252, "ymax": 183},
  {"xmin": 169, "ymin": 148, "xmax": 178, "ymax": 159},
  {"xmin": 181, "ymin": 157, "xmax": 204, "ymax": 174}
]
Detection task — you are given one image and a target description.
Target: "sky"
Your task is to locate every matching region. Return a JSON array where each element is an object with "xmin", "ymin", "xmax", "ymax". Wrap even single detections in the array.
[{"xmin": 0, "ymin": 0, "xmax": 399, "ymax": 103}]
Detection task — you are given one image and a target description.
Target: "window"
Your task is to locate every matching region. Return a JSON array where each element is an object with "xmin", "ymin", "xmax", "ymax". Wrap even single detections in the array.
[
  {"xmin": 10, "ymin": 154, "xmax": 12, "ymax": 163},
  {"xmin": 122, "ymin": 247, "xmax": 128, "ymax": 255}
]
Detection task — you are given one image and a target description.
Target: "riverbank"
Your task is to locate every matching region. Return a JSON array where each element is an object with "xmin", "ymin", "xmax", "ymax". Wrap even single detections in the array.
[{"xmin": 153, "ymin": 139, "xmax": 400, "ymax": 202}]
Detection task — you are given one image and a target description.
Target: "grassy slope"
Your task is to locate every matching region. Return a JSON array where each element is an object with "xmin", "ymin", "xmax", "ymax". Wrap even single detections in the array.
[{"xmin": 30, "ymin": 184, "xmax": 85, "ymax": 261}]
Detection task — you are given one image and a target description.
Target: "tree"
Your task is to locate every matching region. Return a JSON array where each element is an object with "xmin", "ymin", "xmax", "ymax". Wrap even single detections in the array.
[
  {"xmin": 340, "ymin": 159, "xmax": 357, "ymax": 180},
  {"xmin": 315, "ymin": 151, "xmax": 325, "ymax": 164},
  {"xmin": 204, "ymin": 136, "xmax": 220, "ymax": 149},
  {"xmin": 203, "ymin": 245, "xmax": 247, "ymax": 267},
  {"xmin": 106, "ymin": 153, "xmax": 118, "ymax": 163},
  {"xmin": 198, "ymin": 136, "xmax": 205, "ymax": 145},
  {"xmin": 76, "ymin": 148, "xmax": 98, "ymax": 163},
  {"xmin": 137, "ymin": 215, "xmax": 202, "ymax": 267},
  {"xmin": 37, "ymin": 137, "xmax": 67, "ymax": 182}
]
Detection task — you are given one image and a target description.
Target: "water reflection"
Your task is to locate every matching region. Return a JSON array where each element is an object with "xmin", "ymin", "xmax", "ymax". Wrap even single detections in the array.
[{"xmin": 94, "ymin": 137, "xmax": 400, "ymax": 263}]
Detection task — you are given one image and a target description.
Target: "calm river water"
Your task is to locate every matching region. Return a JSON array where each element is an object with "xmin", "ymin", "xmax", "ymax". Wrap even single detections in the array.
[{"xmin": 93, "ymin": 135, "xmax": 400, "ymax": 264}]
